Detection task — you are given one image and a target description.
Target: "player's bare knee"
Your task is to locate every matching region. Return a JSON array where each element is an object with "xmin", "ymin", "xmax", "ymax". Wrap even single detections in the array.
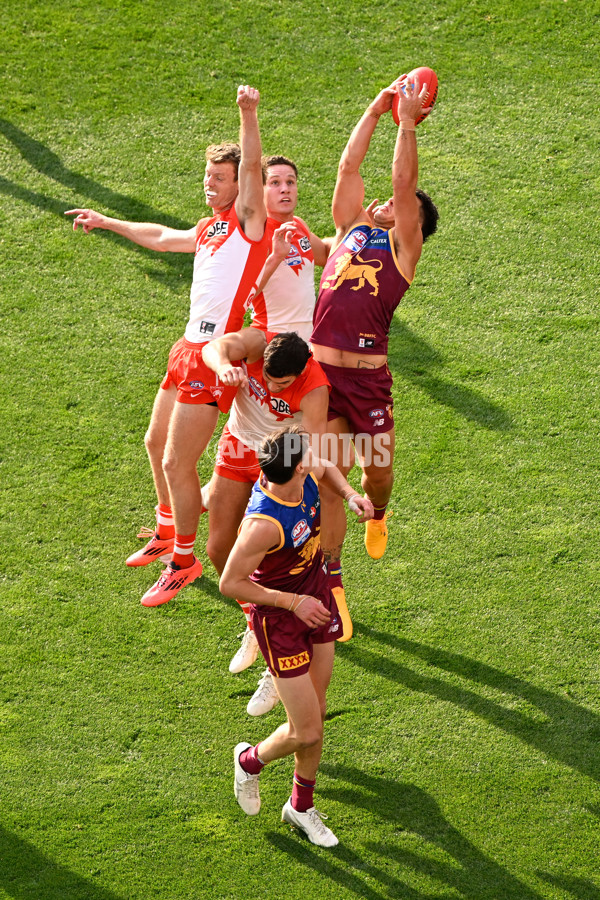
[
  {"xmin": 363, "ymin": 467, "xmax": 393, "ymax": 491},
  {"xmin": 295, "ymin": 723, "xmax": 323, "ymax": 750},
  {"xmin": 162, "ymin": 451, "xmax": 190, "ymax": 484},
  {"xmin": 206, "ymin": 536, "xmax": 228, "ymax": 576},
  {"xmin": 145, "ymin": 428, "xmax": 165, "ymax": 463}
]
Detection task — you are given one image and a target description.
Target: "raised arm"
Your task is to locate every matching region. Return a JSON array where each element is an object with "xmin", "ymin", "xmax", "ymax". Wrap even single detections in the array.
[
  {"xmin": 201, "ymin": 327, "xmax": 266, "ymax": 387},
  {"xmin": 64, "ymin": 208, "xmax": 198, "ymax": 252},
  {"xmin": 235, "ymin": 85, "xmax": 267, "ymax": 241},
  {"xmin": 391, "ymin": 74, "xmax": 430, "ymax": 277},
  {"xmin": 331, "ymin": 80, "xmax": 401, "ymax": 235},
  {"xmin": 220, "ymin": 518, "xmax": 331, "ymax": 628}
]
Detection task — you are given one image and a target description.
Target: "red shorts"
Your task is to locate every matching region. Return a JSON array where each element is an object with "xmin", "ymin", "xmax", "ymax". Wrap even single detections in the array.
[
  {"xmin": 214, "ymin": 427, "xmax": 261, "ymax": 484},
  {"xmin": 318, "ymin": 360, "xmax": 394, "ymax": 436},
  {"xmin": 251, "ymin": 585, "xmax": 342, "ymax": 679},
  {"xmin": 160, "ymin": 336, "xmax": 238, "ymax": 412}
]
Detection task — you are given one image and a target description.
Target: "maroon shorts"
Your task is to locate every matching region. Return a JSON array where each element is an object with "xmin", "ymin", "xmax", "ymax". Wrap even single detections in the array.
[
  {"xmin": 251, "ymin": 585, "xmax": 342, "ymax": 679},
  {"xmin": 214, "ymin": 427, "xmax": 261, "ymax": 484},
  {"xmin": 318, "ymin": 360, "xmax": 394, "ymax": 436},
  {"xmin": 160, "ymin": 336, "xmax": 238, "ymax": 412}
]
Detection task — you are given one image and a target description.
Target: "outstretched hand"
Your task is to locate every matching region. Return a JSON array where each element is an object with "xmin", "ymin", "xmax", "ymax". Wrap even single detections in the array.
[
  {"xmin": 394, "ymin": 73, "xmax": 432, "ymax": 123},
  {"xmin": 64, "ymin": 208, "xmax": 105, "ymax": 234},
  {"xmin": 368, "ymin": 78, "xmax": 405, "ymax": 117}
]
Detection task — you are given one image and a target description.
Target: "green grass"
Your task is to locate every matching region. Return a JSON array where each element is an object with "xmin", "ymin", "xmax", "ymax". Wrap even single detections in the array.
[{"xmin": 2, "ymin": 0, "xmax": 600, "ymax": 897}]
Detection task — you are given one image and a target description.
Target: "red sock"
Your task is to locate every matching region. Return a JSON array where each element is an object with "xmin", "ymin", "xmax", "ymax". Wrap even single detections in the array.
[
  {"xmin": 155, "ymin": 503, "xmax": 175, "ymax": 540},
  {"xmin": 373, "ymin": 504, "xmax": 388, "ymax": 521},
  {"xmin": 236, "ymin": 599, "xmax": 253, "ymax": 629},
  {"xmin": 171, "ymin": 533, "xmax": 196, "ymax": 568},
  {"xmin": 327, "ymin": 560, "xmax": 343, "ymax": 590},
  {"xmin": 291, "ymin": 772, "xmax": 316, "ymax": 812},
  {"xmin": 239, "ymin": 744, "xmax": 265, "ymax": 775}
]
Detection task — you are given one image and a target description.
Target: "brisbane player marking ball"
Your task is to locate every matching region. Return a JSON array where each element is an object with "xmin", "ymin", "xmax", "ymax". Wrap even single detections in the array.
[{"xmin": 392, "ymin": 67, "xmax": 438, "ymax": 126}]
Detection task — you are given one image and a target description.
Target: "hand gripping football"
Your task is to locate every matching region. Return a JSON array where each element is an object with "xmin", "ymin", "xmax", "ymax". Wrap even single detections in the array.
[{"xmin": 392, "ymin": 66, "xmax": 438, "ymax": 126}]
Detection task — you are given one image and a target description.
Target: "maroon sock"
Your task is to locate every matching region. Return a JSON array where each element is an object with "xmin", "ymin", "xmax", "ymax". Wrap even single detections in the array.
[
  {"xmin": 239, "ymin": 744, "xmax": 265, "ymax": 776},
  {"xmin": 327, "ymin": 560, "xmax": 343, "ymax": 590},
  {"xmin": 373, "ymin": 504, "xmax": 388, "ymax": 521},
  {"xmin": 291, "ymin": 772, "xmax": 316, "ymax": 812}
]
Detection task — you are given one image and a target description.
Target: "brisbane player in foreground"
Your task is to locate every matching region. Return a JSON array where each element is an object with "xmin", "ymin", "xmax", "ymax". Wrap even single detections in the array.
[
  {"xmin": 66, "ymin": 86, "xmax": 269, "ymax": 607},
  {"xmin": 311, "ymin": 72, "xmax": 439, "ymax": 606},
  {"xmin": 220, "ymin": 425, "xmax": 372, "ymax": 847}
]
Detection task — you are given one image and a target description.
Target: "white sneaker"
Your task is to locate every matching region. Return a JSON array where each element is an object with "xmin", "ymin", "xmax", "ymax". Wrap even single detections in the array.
[
  {"xmin": 281, "ymin": 798, "xmax": 339, "ymax": 847},
  {"xmin": 233, "ymin": 742, "xmax": 261, "ymax": 815},
  {"xmin": 247, "ymin": 669, "xmax": 280, "ymax": 716},
  {"xmin": 229, "ymin": 626, "xmax": 259, "ymax": 674}
]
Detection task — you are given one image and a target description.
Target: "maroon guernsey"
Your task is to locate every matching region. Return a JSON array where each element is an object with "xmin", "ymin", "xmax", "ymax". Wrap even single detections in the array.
[{"xmin": 311, "ymin": 222, "xmax": 411, "ymax": 355}]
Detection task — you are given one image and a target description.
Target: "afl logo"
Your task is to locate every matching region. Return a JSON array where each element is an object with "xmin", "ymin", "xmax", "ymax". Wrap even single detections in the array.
[
  {"xmin": 344, "ymin": 229, "xmax": 368, "ymax": 253},
  {"xmin": 291, "ymin": 519, "xmax": 311, "ymax": 547},
  {"xmin": 369, "ymin": 408, "xmax": 385, "ymax": 418},
  {"xmin": 249, "ymin": 376, "xmax": 268, "ymax": 400}
]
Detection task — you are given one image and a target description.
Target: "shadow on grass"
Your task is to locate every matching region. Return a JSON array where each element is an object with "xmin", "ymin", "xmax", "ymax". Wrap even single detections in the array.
[
  {"xmin": 345, "ymin": 625, "xmax": 600, "ymax": 783},
  {"xmin": 388, "ymin": 321, "xmax": 512, "ymax": 432},
  {"xmin": 189, "ymin": 571, "xmax": 239, "ymax": 612},
  {"xmin": 536, "ymin": 873, "xmax": 600, "ymax": 899},
  {"xmin": 0, "ymin": 826, "xmax": 125, "ymax": 900},
  {"xmin": 267, "ymin": 766, "xmax": 543, "ymax": 899},
  {"xmin": 0, "ymin": 118, "xmax": 193, "ymax": 278},
  {"xmin": 0, "ymin": 118, "xmax": 193, "ymax": 228}
]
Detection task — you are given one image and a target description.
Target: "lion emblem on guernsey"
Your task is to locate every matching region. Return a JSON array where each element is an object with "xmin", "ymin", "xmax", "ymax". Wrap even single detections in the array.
[{"xmin": 321, "ymin": 251, "xmax": 383, "ymax": 297}]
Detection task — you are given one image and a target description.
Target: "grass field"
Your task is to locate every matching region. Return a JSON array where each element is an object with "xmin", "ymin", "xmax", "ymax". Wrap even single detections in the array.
[{"xmin": 2, "ymin": 1, "xmax": 600, "ymax": 898}]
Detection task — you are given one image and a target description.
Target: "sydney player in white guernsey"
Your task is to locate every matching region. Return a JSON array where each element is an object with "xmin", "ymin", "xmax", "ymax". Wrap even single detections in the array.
[
  {"xmin": 251, "ymin": 156, "xmax": 329, "ymax": 342},
  {"xmin": 66, "ymin": 85, "xmax": 270, "ymax": 607}
]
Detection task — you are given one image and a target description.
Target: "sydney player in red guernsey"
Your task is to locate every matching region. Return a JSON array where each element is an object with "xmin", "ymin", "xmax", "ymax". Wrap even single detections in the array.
[
  {"xmin": 201, "ymin": 328, "xmax": 330, "ymax": 579},
  {"xmin": 66, "ymin": 86, "xmax": 270, "ymax": 607},
  {"xmin": 311, "ymin": 73, "xmax": 439, "ymax": 606},
  {"xmin": 220, "ymin": 425, "xmax": 372, "ymax": 847}
]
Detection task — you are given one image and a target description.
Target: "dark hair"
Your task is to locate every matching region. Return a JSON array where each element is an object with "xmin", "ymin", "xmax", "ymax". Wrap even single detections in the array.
[
  {"xmin": 205, "ymin": 143, "xmax": 241, "ymax": 180},
  {"xmin": 258, "ymin": 425, "xmax": 308, "ymax": 484},
  {"xmin": 263, "ymin": 332, "xmax": 310, "ymax": 379},
  {"xmin": 262, "ymin": 155, "xmax": 298, "ymax": 178},
  {"xmin": 416, "ymin": 189, "xmax": 439, "ymax": 242}
]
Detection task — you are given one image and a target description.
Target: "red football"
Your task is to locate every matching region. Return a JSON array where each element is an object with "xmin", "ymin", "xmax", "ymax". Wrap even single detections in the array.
[{"xmin": 392, "ymin": 66, "xmax": 438, "ymax": 126}]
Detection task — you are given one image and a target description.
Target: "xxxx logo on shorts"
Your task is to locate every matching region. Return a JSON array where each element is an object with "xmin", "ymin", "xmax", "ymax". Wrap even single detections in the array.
[{"xmin": 278, "ymin": 652, "xmax": 310, "ymax": 671}]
